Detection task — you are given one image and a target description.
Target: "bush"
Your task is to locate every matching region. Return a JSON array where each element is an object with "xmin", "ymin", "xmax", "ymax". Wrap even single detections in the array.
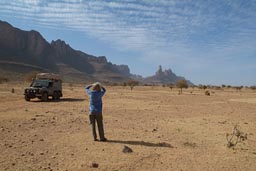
[
  {"xmin": 176, "ymin": 80, "xmax": 188, "ymax": 94},
  {"xmin": 126, "ymin": 80, "xmax": 139, "ymax": 90},
  {"xmin": 24, "ymin": 71, "xmax": 39, "ymax": 82},
  {"xmin": 226, "ymin": 124, "xmax": 247, "ymax": 148},
  {"xmin": 0, "ymin": 77, "xmax": 9, "ymax": 84},
  {"xmin": 205, "ymin": 90, "xmax": 210, "ymax": 96}
]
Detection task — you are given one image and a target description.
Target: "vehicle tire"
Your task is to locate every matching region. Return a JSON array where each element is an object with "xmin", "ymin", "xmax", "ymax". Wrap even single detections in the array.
[
  {"xmin": 53, "ymin": 91, "xmax": 58, "ymax": 100},
  {"xmin": 56, "ymin": 91, "xmax": 61, "ymax": 100},
  {"xmin": 25, "ymin": 95, "xmax": 30, "ymax": 101},
  {"xmin": 42, "ymin": 92, "xmax": 48, "ymax": 102}
]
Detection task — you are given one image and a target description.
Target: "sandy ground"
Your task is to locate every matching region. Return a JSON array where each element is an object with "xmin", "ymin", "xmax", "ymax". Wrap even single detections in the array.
[{"xmin": 0, "ymin": 83, "xmax": 256, "ymax": 171}]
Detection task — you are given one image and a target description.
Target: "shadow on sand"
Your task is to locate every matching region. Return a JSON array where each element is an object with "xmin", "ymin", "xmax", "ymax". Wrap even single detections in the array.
[
  {"xmin": 30, "ymin": 98, "xmax": 85, "ymax": 103},
  {"xmin": 60, "ymin": 98, "xmax": 85, "ymax": 102},
  {"xmin": 106, "ymin": 140, "xmax": 173, "ymax": 148}
]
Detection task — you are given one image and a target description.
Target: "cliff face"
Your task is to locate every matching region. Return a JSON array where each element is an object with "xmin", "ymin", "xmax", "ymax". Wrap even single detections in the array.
[
  {"xmin": 0, "ymin": 20, "xmax": 130, "ymax": 82},
  {"xmin": 0, "ymin": 21, "xmax": 55, "ymax": 69}
]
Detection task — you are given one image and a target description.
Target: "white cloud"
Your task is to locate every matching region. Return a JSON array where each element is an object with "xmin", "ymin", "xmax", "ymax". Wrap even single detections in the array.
[{"xmin": 0, "ymin": 0, "xmax": 256, "ymax": 71}]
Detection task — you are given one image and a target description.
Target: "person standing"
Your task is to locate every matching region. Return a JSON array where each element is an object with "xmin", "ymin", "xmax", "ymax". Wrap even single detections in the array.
[{"xmin": 85, "ymin": 82, "xmax": 107, "ymax": 141}]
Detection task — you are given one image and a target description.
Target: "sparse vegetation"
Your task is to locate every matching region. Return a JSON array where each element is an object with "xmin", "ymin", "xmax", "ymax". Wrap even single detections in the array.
[
  {"xmin": 250, "ymin": 86, "xmax": 256, "ymax": 90},
  {"xmin": 126, "ymin": 80, "xmax": 139, "ymax": 90},
  {"xmin": 176, "ymin": 79, "xmax": 188, "ymax": 94},
  {"xmin": 168, "ymin": 84, "xmax": 174, "ymax": 91},
  {"xmin": 183, "ymin": 141, "xmax": 197, "ymax": 148},
  {"xmin": 205, "ymin": 90, "xmax": 210, "ymax": 96},
  {"xmin": 226, "ymin": 124, "xmax": 247, "ymax": 148},
  {"xmin": 24, "ymin": 71, "xmax": 39, "ymax": 82},
  {"xmin": 0, "ymin": 76, "xmax": 9, "ymax": 84}
]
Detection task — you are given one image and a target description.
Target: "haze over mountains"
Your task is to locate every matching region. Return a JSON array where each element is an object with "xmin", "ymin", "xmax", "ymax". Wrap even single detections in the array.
[{"xmin": 0, "ymin": 20, "xmax": 191, "ymax": 84}]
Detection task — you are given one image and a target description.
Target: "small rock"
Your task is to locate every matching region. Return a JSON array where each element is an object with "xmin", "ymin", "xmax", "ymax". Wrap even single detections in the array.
[
  {"xmin": 205, "ymin": 91, "xmax": 210, "ymax": 96},
  {"xmin": 90, "ymin": 162, "xmax": 99, "ymax": 168},
  {"xmin": 39, "ymin": 139, "xmax": 44, "ymax": 141},
  {"xmin": 122, "ymin": 145, "xmax": 133, "ymax": 153},
  {"xmin": 152, "ymin": 128, "xmax": 157, "ymax": 132},
  {"xmin": 31, "ymin": 118, "xmax": 36, "ymax": 121}
]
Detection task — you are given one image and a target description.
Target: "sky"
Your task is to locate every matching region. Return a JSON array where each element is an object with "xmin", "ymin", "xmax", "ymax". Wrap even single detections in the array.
[{"xmin": 0, "ymin": 0, "xmax": 256, "ymax": 86}]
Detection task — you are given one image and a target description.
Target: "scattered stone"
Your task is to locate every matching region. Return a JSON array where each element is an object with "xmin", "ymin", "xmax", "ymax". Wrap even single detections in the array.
[
  {"xmin": 31, "ymin": 118, "xmax": 36, "ymax": 121},
  {"xmin": 39, "ymin": 139, "xmax": 44, "ymax": 141},
  {"xmin": 218, "ymin": 121, "xmax": 227, "ymax": 124},
  {"xmin": 90, "ymin": 162, "xmax": 99, "ymax": 168},
  {"xmin": 35, "ymin": 114, "xmax": 44, "ymax": 117},
  {"xmin": 11, "ymin": 88, "xmax": 15, "ymax": 93},
  {"xmin": 40, "ymin": 152, "xmax": 44, "ymax": 155},
  {"xmin": 152, "ymin": 128, "xmax": 157, "ymax": 132},
  {"xmin": 122, "ymin": 145, "xmax": 133, "ymax": 153}
]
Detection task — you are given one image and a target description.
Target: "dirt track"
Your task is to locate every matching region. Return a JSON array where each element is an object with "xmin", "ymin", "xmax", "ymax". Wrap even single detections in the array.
[{"xmin": 1, "ymin": 83, "xmax": 256, "ymax": 171}]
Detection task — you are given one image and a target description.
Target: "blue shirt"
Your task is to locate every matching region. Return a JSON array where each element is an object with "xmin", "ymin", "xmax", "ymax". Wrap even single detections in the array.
[{"xmin": 85, "ymin": 85, "xmax": 106, "ymax": 114}]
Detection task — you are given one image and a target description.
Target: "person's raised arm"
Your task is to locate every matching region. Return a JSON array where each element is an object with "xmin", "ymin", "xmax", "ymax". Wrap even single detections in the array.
[
  {"xmin": 101, "ymin": 86, "xmax": 106, "ymax": 96},
  {"xmin": 85, "ymin": 85, "xmax": 92, "ymax": 95}
]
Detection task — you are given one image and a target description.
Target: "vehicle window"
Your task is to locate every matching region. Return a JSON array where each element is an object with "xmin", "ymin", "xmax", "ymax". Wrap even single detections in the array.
[{"xmin": 32, "ymin": 80, "xmax": 49, "ymax": 87}]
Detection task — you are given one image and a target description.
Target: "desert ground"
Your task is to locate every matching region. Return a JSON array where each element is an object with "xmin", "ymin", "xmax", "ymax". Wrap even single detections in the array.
[{"xmin": 0, "ymin": 83, "xmax": 256, "ymax": 171}]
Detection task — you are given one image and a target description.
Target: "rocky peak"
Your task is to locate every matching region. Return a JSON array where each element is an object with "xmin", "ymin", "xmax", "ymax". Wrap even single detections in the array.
[
  {"xmin": 155, "ymin": 65, "xmax": 163, "ymax": 76},
  {"xmin": 51, "ymin": 39, "xmax": 70, "ymax": 51},
  {"xmin": 97, "ymin": 56, "xmax": 107, "ymax": 63}
]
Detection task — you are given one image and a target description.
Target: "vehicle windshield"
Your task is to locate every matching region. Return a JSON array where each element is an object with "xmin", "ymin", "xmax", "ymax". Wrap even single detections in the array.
[{"xmin": 31, "ymin": 80, "xmax": 49, "ymax": 87}]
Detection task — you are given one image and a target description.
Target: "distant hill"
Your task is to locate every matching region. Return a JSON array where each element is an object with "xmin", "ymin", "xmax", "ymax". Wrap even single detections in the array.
[
  {"xmin": 143, "ymin": 65, "xmax": 193, "ymax": 85},
  {"xmin": 0, "ymin": 20, "xmax": 192, "ymax": 84},
  {"xmin": 0, "ymin": 20, "xmax": 130, "ymax": 82}
]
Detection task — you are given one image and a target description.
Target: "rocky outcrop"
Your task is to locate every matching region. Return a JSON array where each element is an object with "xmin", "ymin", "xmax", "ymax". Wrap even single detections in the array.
[
  {"xmin": 0, "ymin": 21, "xmax": 55, "ymax": 69},
  {"xmin": 0, "ymin": 20, "xmax": 131, "ymax": 82},
  {"xmin": 144, "ymin": 65, "xmax": 192, "ymax": 85}
]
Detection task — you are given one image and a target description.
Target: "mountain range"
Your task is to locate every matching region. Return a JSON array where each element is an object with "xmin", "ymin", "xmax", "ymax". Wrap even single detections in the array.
[{"xmin": 0, "ymin": 20, "xmax": 191, "ymax": 84}]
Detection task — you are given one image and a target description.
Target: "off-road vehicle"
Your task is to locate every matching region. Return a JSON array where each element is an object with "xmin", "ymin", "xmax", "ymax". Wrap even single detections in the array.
[{"xmin": 24, "ymin": 73, "xmax": 62, "ymax": 101}]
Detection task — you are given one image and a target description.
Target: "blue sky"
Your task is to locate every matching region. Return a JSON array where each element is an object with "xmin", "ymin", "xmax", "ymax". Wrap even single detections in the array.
[{"xmin": 0, "ymin": 0, "xmax": 256, "ymax": 86}]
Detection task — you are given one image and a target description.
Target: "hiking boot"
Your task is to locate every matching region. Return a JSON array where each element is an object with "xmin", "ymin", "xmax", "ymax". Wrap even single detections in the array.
[{"xmin": 100, "ymin": 138, "xmax": 107, "ymax": 142}]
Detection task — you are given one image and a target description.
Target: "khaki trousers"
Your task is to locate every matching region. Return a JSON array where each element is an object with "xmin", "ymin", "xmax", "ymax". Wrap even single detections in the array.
[{"xmin": 89, "ymin": 113, "xmax": 105, "ymax": 140}]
